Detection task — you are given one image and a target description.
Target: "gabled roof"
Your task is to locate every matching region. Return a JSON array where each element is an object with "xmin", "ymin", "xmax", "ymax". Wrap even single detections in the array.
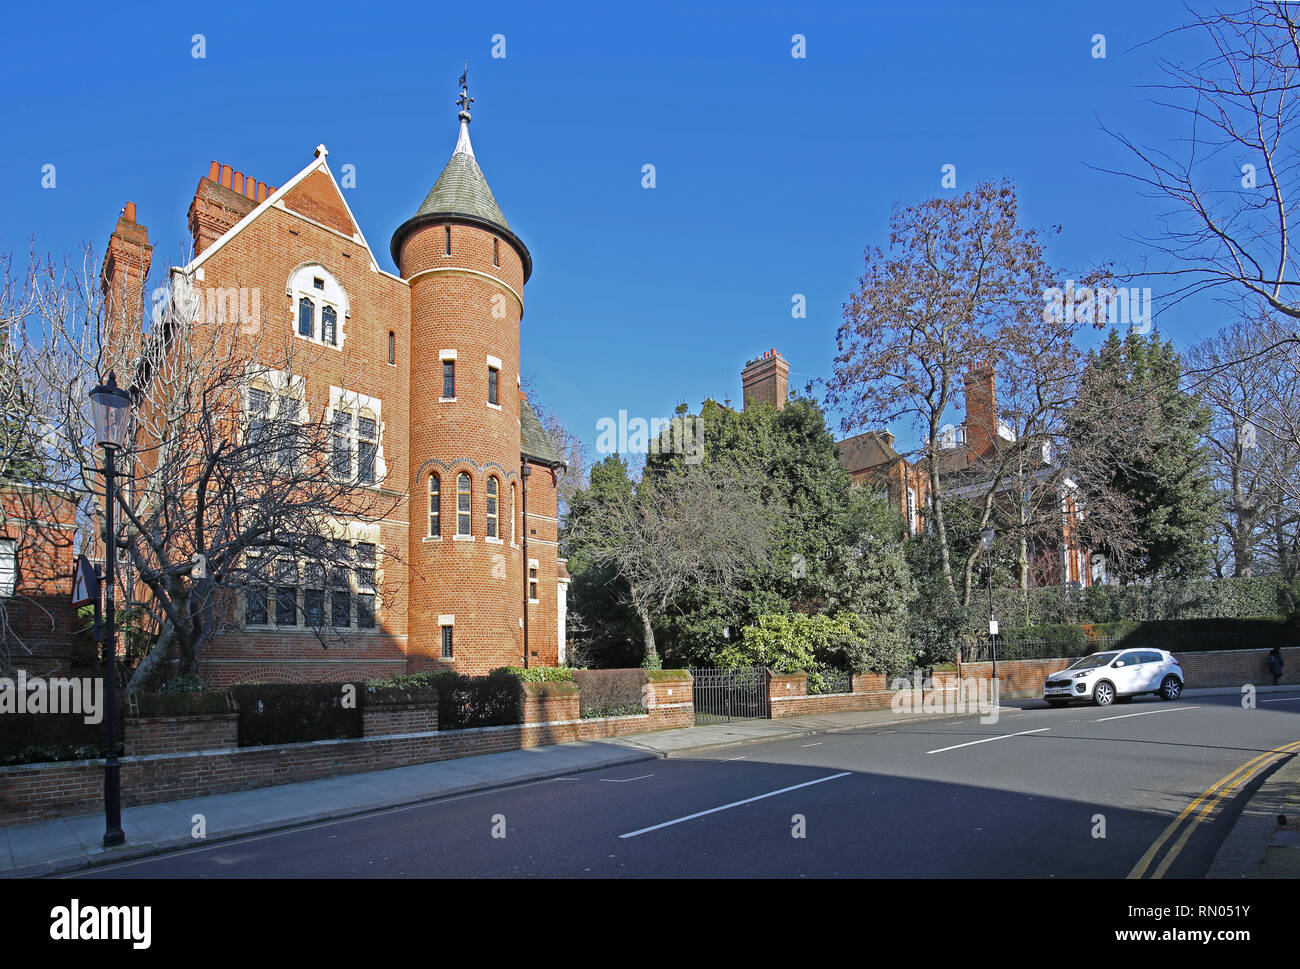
[
  {"xmin": 177, "ymin": 145, "xmax": 399, "ymax": 281},
  {"xmin": 521, "ymin": 396, "xmax": 562, "ymax": 466}
]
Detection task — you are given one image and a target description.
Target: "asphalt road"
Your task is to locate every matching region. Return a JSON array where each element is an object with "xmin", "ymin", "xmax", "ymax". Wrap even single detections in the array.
[{"xmin": 73, "ymin": 689, "xmax": 1300, "ymax": 878}]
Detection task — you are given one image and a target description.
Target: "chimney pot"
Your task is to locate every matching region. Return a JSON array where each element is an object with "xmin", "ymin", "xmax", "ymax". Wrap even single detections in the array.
[
  {"xmin": 123, "ymin": 201, "xmax": 136, "ymax": 223},
  {"xmin": 220, "ymin": 164, "xmax": 233, "ymax": 188},
  {"xmin": 207, "ymin": 161, "xmax": 221, "ymax": 181},
  {"xmin": 232, "ymin": 171, "xmax": 244, "ymax": 194},
  {"xmin": 256, "ymin": 180, "xmax": 267, "ymax": 201}
]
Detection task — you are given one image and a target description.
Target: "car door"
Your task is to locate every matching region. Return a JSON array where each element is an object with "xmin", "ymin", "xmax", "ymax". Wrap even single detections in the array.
[
  {"xmin": 1108, "ymin": 651, "xmax": 1144, "ymax": 695},
  {"xmin": 1137, "ymin": 651, "xmax": 1166, "ymax": 691}
]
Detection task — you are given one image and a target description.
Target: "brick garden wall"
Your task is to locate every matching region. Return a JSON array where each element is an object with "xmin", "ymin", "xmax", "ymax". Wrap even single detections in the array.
[{"xmin": 0, "ymin": 672, "xmax": 694, "ymax": 828}]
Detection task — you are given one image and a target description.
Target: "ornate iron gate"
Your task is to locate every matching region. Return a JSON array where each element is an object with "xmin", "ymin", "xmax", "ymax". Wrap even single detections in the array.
[{"xmin": 689, "ymin": 667, "xmax": 769, "ymax": 724}]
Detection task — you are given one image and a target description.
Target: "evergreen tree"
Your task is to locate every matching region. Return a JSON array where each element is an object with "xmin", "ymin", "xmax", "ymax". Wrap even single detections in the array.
[{"xmin": 1065, "ymin": 330, "xmax": 1216, "ymax": 580}]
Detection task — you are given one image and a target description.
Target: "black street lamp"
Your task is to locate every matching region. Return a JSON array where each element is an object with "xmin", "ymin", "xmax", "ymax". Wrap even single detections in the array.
[
  {"xmin": 89, "ymin": 372, "xmax": 131, "ymax": 848},
  {"xmin": 980, "ymin": 527, "xmax": 997, "ymax": 700}
]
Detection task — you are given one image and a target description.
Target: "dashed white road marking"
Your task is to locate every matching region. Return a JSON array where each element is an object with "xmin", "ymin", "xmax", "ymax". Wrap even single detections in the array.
[
  {"xmin": 600, "ymin": 774, "xmax": 654, "ymax": 784},
  {"xmin": 1261, "ymin": 696, "xmax": 1300, "ymax": 703},
  {"xmin": 619, "ymin": 772, "xmax": 852, "ymax": 839},
  {"xmin": 927, "ymin": 728, "xmax": 1050, "ymax": 755},
  {"xmin": 800, "ymin": 742, "xmax": 823, "ymax": 748},
  {"xmin": 1095, "ymin": 706, "xmax": 1200, "ymax": 723}
]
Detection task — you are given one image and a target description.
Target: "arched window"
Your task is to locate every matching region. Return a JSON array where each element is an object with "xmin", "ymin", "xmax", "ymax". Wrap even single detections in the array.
[
  {"xmin": 456, "ymin": 472, "xmax": 471, "ymax": 535},
  {"xmin": 288, "ymin": 265, "xmax": 348, "ymax": 347},
  {"xmin": 297, "ymin": 297, "xmax": 314, "ymax": 338},
  {"xmin": 486, "ymin": 476, "xmax": 499, "ymax": 539},
  {"xmin": 388, "ymin": 331, "xmax": 395, "ymax": 365},
  {"xmin": 510, "ymin": 482, "xmax": 517, "ymax": 544},
  {"xmin": 428, "ymin": 473, "xmax": 441, "ymax": 536},
  {"xmin": 444, "ymin": 226, "xmax": 451, "ymax": 255}
]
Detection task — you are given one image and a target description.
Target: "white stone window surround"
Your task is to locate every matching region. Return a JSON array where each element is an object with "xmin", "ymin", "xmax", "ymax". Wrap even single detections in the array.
[
  {"xmin": 328, "ymin": 385, "xmax": 387, "ymax": 487},
  {"xmin": 243, "ymin": 519, "xmax": 382, "ymax": 630},
  {"xmin": 287, "ymin": 263, "xmax": 349, "ymax": 350}
]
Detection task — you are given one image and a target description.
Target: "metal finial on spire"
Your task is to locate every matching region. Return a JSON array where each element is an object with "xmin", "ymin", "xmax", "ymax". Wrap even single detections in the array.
[{"xmin": 456, "ymin": 63, "xmax": 473, "ymax": 121}]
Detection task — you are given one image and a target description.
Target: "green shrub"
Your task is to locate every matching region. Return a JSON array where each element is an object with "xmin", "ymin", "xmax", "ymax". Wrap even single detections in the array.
[
  {"xmin": 156, "ymin": 675, "xmax": 207, "ymax": 694},
  {"xmin": 988, "ymin": 615, "xmax": 1296, "ymax": 659},
  {"xmin": 572, "ymin": 669, "xmax": 646, "ymax": 717}
]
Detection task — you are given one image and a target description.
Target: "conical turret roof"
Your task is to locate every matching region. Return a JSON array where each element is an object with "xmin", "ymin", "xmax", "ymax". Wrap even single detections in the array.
[{"xmin": 391, "ymin": 104, "xmax": 531, "ymax": 280}]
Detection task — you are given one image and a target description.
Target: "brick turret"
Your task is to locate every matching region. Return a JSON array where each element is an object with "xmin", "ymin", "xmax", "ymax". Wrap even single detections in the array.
[{"xmin": 392, "ymin": 98, "xmax": 543, "ymax": 673}]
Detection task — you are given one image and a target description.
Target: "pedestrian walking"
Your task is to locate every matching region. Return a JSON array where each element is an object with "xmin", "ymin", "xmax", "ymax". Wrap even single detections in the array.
[{"xmin": 1268, "ymin": 646, "xmax": 1284, "ymax": 686}]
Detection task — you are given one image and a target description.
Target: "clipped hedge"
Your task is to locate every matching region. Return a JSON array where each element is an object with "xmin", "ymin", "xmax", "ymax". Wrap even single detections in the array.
[
  {"xmin": 431, "ymin": 673, "xmax": 524, "ymax": 730},
  {"xmin": 0, "ymin": 704, "xmax": 127, "ymax": 766},
  {"xmin": 491, "ymin": 665, "xmax": 574, "ymax": 683},
  {"xmin": 572, "ymin": 669, "xmax": 646, "ymax": 718},
  {"xmin": 132, "ymin": 691, "xmax": 236, "ymax": 717},
  {"xmin": 230, "ymin": 682, "xmax": 364, "ymax": 747},
  {"xmin": 978, "ymin": 576, "xmax": 1290, "ymax": 632},
  {"xmin": 977, "ymin": 615, "xmax": 1297, "ymax": 660}
]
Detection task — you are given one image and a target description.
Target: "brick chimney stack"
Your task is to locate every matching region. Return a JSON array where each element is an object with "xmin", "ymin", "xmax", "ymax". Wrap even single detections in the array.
[
  {"xmin": 741, "ymin": 349, "xmax": 789, "ymax": 411},
  {"xmin": 963, "ymin": 363, "xmax": 997, "ymax": 462},
  {"xmin": 187, "ymin": 160, "xmax": 273, "ymax": 258},
  {"xmin": 100, "ymin": 201, "xmax": 153, "ymax": 377}
]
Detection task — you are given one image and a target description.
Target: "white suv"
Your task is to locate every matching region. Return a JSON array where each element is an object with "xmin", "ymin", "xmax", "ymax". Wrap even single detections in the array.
[{"xmin": 1042, "ymin": 649, "xmax": 1184, "ymax": 707}]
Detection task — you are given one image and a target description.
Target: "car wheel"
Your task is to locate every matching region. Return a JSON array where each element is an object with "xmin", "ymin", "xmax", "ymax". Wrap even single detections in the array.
[
  {"xmin": 1093, "ymin": 680, "xmax": 1116, "ymax": 706},
  {"xmin": 1160, "ymin": 676, "xmax": 1182, "ymax": 701}
]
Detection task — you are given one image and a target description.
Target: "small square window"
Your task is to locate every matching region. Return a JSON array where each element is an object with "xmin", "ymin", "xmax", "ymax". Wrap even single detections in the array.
[{"xmin": 313, "ymin": 277, "xmax": 324, "ymax": 290}]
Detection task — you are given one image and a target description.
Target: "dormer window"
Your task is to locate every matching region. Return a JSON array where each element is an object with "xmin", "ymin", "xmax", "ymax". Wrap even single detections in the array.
[{"xmin": 288, "ymin": 265, "xmax": 348, "ymax": 349}]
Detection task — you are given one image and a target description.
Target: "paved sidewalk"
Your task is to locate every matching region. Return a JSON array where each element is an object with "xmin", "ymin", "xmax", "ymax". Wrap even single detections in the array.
[
  {"xmin": 0, "ymin": 684, "xmax": 1291, "ymax": 878},
  {"xmin": 1208, "ymin": 750, "xmax": 1300, "ymax": 879}
]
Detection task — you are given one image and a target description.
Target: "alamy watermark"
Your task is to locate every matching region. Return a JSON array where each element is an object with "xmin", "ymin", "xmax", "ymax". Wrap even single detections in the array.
[
  {"xmin": 595, "ymin": 410, "xmax": 706, "ymax": 464},
  {"xmin": 890, "ymin": 671, "xmax": 1000, "ymax": 724},
  {"xmin": 0, "ymin": 672, "xmax": 103, "ymax": 724},
  {"xmin": 1043, "ymin": 281, "xmax": 1152, "ymax": 333}
]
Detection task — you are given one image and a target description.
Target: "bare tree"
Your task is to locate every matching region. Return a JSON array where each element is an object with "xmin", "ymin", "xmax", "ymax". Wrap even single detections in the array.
[
  {"xmin": 827, "ymin": 179, "xmax": 1104, "ymax": 596},
  {"xmin": 1188, "ymin": 310, "xmax": 1300, "ymax": 576},
  {"xmin": 1106, "ymin": 1, "xmax": 1300, "ymax": 322},
  {"xmin": 20, "ymin": 248, "xmax": 406, "ymax": 690},
  {"xmin": 566, "ymin": 463, "xmax": 773, "ymax": 665}
]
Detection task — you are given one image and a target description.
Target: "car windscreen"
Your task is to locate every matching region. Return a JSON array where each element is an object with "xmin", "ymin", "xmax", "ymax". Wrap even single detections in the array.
[{"xmin": 1067, "ymin": 652, "xmax": 1119, "ymax": 670}]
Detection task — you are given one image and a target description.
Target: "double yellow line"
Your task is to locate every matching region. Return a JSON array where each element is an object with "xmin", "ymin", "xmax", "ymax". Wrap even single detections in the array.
[{"xmin": 1128, "ymin": 739, "xmax": 1300, "ymax": 879}]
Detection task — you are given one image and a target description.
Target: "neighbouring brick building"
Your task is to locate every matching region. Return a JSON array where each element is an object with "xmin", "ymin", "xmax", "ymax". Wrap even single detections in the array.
[
  {"xmin": 741, "ymin": 350, "xmax": 1091, "ymax": 587},
  {"xmin": 100, "ymin": 86, "xmax": 568, "ymax": 685},
  {"xmin": 0, "ymin": 484, "xmax": 79, "ymax": 675}
]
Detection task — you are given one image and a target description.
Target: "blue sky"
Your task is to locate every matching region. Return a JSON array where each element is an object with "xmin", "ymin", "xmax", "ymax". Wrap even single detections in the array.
[{"xmin": 0, "ymin": 1, "xmax": 1228, "ymax": 463}]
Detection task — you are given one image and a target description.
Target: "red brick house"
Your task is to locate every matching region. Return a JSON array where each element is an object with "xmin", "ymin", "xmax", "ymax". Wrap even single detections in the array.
[
  {"xmin": 742, "ymin": 350, "xmax": 1091, "ymax": 587},
  {"xmin": 99, "ymin": 91, "xmax": 568, "ymax": 685}
]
